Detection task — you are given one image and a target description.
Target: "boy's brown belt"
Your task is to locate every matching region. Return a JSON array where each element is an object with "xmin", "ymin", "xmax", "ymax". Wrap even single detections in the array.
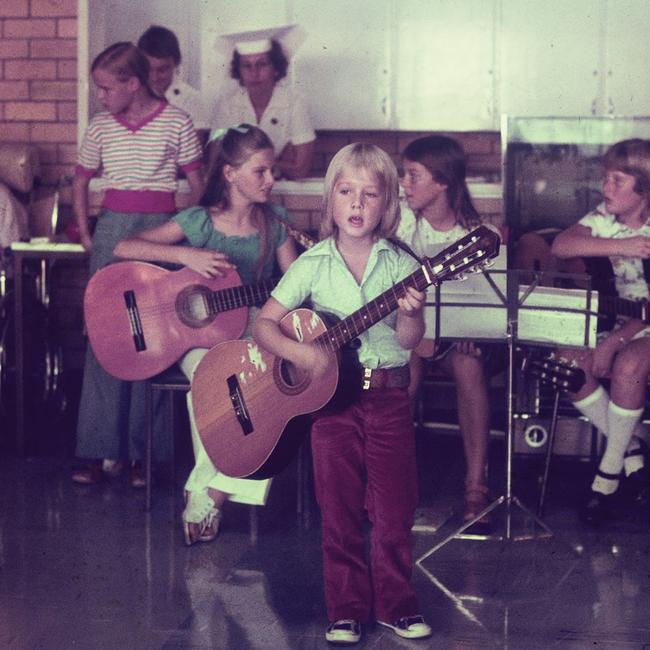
[{"xmin": 362, "ymin": 366, "xmax": 410, "ymax": 390}]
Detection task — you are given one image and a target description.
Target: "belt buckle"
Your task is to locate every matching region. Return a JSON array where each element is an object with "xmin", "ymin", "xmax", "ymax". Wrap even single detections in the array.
[{"xmin": 362, "ymin": 367, "xmax": 372, "ymax": 390}]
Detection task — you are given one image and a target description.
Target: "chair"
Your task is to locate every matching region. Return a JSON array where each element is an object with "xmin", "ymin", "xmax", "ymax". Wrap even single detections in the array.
[
  {"xmin": 144, "ymin": 364, "xmax": 190, "ymax": 511},
  {"xmin": 143, "ymin": 363, "xmax": 313, "ymax": 539}
]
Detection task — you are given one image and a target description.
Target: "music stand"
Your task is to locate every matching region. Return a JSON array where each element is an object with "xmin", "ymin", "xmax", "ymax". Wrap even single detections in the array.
[{"xmin": 416, "ymin": 268, "xmax": 598, "ymax": 564}]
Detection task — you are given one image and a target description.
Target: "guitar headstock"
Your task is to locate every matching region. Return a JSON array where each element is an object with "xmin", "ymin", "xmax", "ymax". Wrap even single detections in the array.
[
  {"xmin": 283, "ymin": 222, "xmax": 317, "ymax": 250},
  {"xmin": 423, "ymin": 225, "xmax": 501, "ymax": 285},
  {"xmin": 522, "ymin": 352, "xmax": 586, "ymax": 393}
]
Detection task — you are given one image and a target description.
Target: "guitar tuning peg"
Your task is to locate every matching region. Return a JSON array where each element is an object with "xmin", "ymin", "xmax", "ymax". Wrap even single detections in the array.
[{"xmin": 453, "ymin": 273, "xmax": 466, "ymax": 282}]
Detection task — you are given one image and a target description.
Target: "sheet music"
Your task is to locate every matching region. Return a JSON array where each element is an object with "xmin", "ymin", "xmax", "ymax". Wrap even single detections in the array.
[
  {"xmin": 518, "ymin": 285, "xmax": 598, "ymax": 347},
  {"xmin": 424, "ymin": 248, "xmax": 598, "ymax": 347}
]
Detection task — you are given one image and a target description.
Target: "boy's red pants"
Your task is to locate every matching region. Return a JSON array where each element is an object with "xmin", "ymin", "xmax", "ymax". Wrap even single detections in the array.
[{"xmin": 310, "ymin": 387, "xmax": 420, "ymax": 623}]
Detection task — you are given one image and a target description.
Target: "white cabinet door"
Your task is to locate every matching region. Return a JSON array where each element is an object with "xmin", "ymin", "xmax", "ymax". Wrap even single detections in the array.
[
  {"xmin": 603, "ymin": 0, "xmax": 650, "ymax": 116},
  {"xmin": 500, "ymin": 0, "xmax": 604, "ymax": 117},
  {"xmin": 393, "ymin": 0, "xmax": 497, "ymax": 130},
  {"xmin": 291, "ymin": 2, "xmax": 390, "ymax": 129}
]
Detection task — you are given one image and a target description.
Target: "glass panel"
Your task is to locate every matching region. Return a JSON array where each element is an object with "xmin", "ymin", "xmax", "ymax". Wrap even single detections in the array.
[{"xmin": 502, "ymin": 115, "xmax": 650, "ymax": 233}]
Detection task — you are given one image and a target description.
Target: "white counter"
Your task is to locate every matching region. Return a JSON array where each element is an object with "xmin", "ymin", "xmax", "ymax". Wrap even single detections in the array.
[{"xmin": 88, "ymin": 177, "xmax": 503, "ymax": 225}]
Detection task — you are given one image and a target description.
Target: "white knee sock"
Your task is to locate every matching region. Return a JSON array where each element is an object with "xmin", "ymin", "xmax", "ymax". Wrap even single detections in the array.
[
  {"xmin": 573, "ymin": 385, "xmax": 609, "ymax": 434},
  {"xmin": 574, "ymin": 387, "xmax": 645, "ymax": 476},
  {"xmin": 623, "ymin": 436, "xmax": 645, "ymax": 476},
  {"xmin": 592, "ymin": 403, "xmax": 644, "ymax": 495}
]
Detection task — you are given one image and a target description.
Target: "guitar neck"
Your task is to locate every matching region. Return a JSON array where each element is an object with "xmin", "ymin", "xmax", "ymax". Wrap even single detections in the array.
[
  {"xmin": 315, "ymin": 266, "xmax": 430, "ymax": 353},
  {"xmin": 209, "ymin": 278, "xmax": 276, "ymax": 314},
  {"xmin": 599, "ymin": 295, "xmax": 649, "ymax": 323},
  {"xmin": 313, "ymin": 225, "xmax": 500, "ymax": 353}
]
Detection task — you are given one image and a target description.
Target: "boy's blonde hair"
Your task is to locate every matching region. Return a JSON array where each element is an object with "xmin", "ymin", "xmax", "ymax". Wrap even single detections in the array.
[
  {"xmin": 320, "ymin": 143, "xmax": 401, "ymax": 241},
  {"xmin": 604, "ymin": 138, "xmax": 650, "ymax": 198}
]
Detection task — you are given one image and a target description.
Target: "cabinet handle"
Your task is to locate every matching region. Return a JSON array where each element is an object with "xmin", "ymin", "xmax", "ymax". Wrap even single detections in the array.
[
  {"xmin": 591, "ymin": 99, "xmax": 597, "ymax": 116},
  {"xmin": 608, "ymin": 98, "xmax": 614, "ymax": 115}
]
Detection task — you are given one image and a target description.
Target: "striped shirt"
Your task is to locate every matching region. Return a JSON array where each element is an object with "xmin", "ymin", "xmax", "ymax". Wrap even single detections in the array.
[{"xmin": 76, "ymin": 101, "xmax": 202, "ymax": 212}]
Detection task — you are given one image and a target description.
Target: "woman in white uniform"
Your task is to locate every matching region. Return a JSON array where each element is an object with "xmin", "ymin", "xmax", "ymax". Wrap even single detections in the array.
[{"xmin": 210, "ymin": 31, "xmax": 315, "ymax": 180}]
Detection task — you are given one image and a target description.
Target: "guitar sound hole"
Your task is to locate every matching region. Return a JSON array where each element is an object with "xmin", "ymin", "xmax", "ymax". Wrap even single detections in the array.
[
  {"xmin": 185, "ymin": 292, "xmax": 209, "ymax": 320},
  {"xmin": 278, "ymin": 358, "xmax": 308, "ymax": 388},
  {"xmin": 176, "ymin": 285, "xmax": 214, "ymax": 328}
]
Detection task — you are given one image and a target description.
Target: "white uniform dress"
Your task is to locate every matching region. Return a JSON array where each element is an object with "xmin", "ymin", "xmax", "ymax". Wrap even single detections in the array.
[
  {"xmin": 209, "ymin": 80, "xmax": 315, "ymax": 155},
  {"xmin": 166, "ymin": 79, "xmax": 209, "ymax": 130}
]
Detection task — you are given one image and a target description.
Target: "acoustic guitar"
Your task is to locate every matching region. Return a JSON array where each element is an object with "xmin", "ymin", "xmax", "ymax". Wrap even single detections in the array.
[
  {"xmin": 192, "ymin": 225, "xmax": 501, "ymax": 479},
  {"xmin": 84, "ymin": 262, "xmax": 275, "ymax": 381}
]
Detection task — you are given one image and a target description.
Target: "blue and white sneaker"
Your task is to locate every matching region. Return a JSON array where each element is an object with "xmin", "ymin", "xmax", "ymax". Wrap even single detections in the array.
[
  {"xmin": 378, "ymin": 615, "xmax": 432, "ymax": 639},
  {"xmin": 325, "ymin": 619, "xmax": 361, "ymax": 645}
]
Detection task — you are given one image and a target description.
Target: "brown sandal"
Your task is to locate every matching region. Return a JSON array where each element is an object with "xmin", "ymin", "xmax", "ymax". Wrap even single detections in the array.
[{"xmin": 463, "ymin": 484, "xmax": 491, "ymax": 525}]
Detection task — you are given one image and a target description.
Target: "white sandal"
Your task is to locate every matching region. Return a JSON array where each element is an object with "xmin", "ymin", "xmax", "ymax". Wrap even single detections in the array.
[{"xmin": 183, "ymin": 490, "xmax": 222, "ymax": 546}]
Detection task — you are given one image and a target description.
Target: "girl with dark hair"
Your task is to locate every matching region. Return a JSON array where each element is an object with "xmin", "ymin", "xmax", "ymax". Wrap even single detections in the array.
[
  {"xmin": 72, "ymin": 42, "xmax": 203, "ymax": 487},
  {"xmin": 397, "ymin": 135, "xmax": 493, "ymax": 532},
  {"xmin": 552, "ymin": 138, "xmax": 650, "ymax": 525},
  {"xmin": 114, "ymin": 124, "xmax": 298, "ymax": 545}
]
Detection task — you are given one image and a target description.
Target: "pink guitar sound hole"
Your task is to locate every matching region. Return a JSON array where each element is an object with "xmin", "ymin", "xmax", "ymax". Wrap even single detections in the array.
[{"xmin": 175, "ymin": 285, "xmax": 216, "ymax": 329}]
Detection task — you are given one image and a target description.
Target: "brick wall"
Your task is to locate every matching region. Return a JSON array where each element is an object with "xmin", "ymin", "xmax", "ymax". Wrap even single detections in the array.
[
  {"xmin": 0, "ymin": 0, "xmax": 77, "ymax": 232},
  {"xmin": 311, "ymin": 130, "xmax": 502, "ymax": 180},
  {"xmin": 1, "ymin": 1, "xmax": 81, "ymax": 377}
]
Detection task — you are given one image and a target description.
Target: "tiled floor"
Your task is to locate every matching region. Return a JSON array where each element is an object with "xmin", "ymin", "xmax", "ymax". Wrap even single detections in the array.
[{"xmin": 2, "ymin": 431, "xmax": 650, "ymax": 649}]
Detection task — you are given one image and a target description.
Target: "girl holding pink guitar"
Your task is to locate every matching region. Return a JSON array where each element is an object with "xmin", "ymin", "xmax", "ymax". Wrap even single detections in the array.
[{"xmin": 114, "ymin": 125, "xmax": 297, "ymax": 545}]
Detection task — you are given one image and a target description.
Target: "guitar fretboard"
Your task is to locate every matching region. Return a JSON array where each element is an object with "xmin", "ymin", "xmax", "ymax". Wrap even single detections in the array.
[
  {"xmin": 208, "ymin": 278, "xmax": 276, "ymax": 315},
  {"xmin": 599, "ymin": 295, "xmax": 649, "ymax": 323},
  {"xmin": 315, "ymin": 269, "xmax": 430, "ymax": 353}
]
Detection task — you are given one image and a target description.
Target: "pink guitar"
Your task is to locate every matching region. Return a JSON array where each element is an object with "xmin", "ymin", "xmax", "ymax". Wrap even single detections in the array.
[
  {"xmin": 192, "ymin": 226, "xmax": 501, "ymax": 479},
  {"xmin": 84, "ymin": 262, "xmax": 274, "ymax": 381}
]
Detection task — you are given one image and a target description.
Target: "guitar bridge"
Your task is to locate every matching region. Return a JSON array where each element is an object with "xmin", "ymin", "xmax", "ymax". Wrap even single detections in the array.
[
  {"xmin": 124, "ymin": 290, "xmax": 146, "ymax": 352},
  {"xmin": 227, "ymin": 374, "xmax": 253, "ymax": 435}
]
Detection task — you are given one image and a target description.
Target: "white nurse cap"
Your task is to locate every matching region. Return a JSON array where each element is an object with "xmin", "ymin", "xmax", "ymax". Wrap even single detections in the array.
[
  {"xmin": 217, "ymin": 24, "xmax": 305, "ymax": 58},
  {"xmin": 236, "ymin": 38, "xmax": 272, "ymax": 56}
]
